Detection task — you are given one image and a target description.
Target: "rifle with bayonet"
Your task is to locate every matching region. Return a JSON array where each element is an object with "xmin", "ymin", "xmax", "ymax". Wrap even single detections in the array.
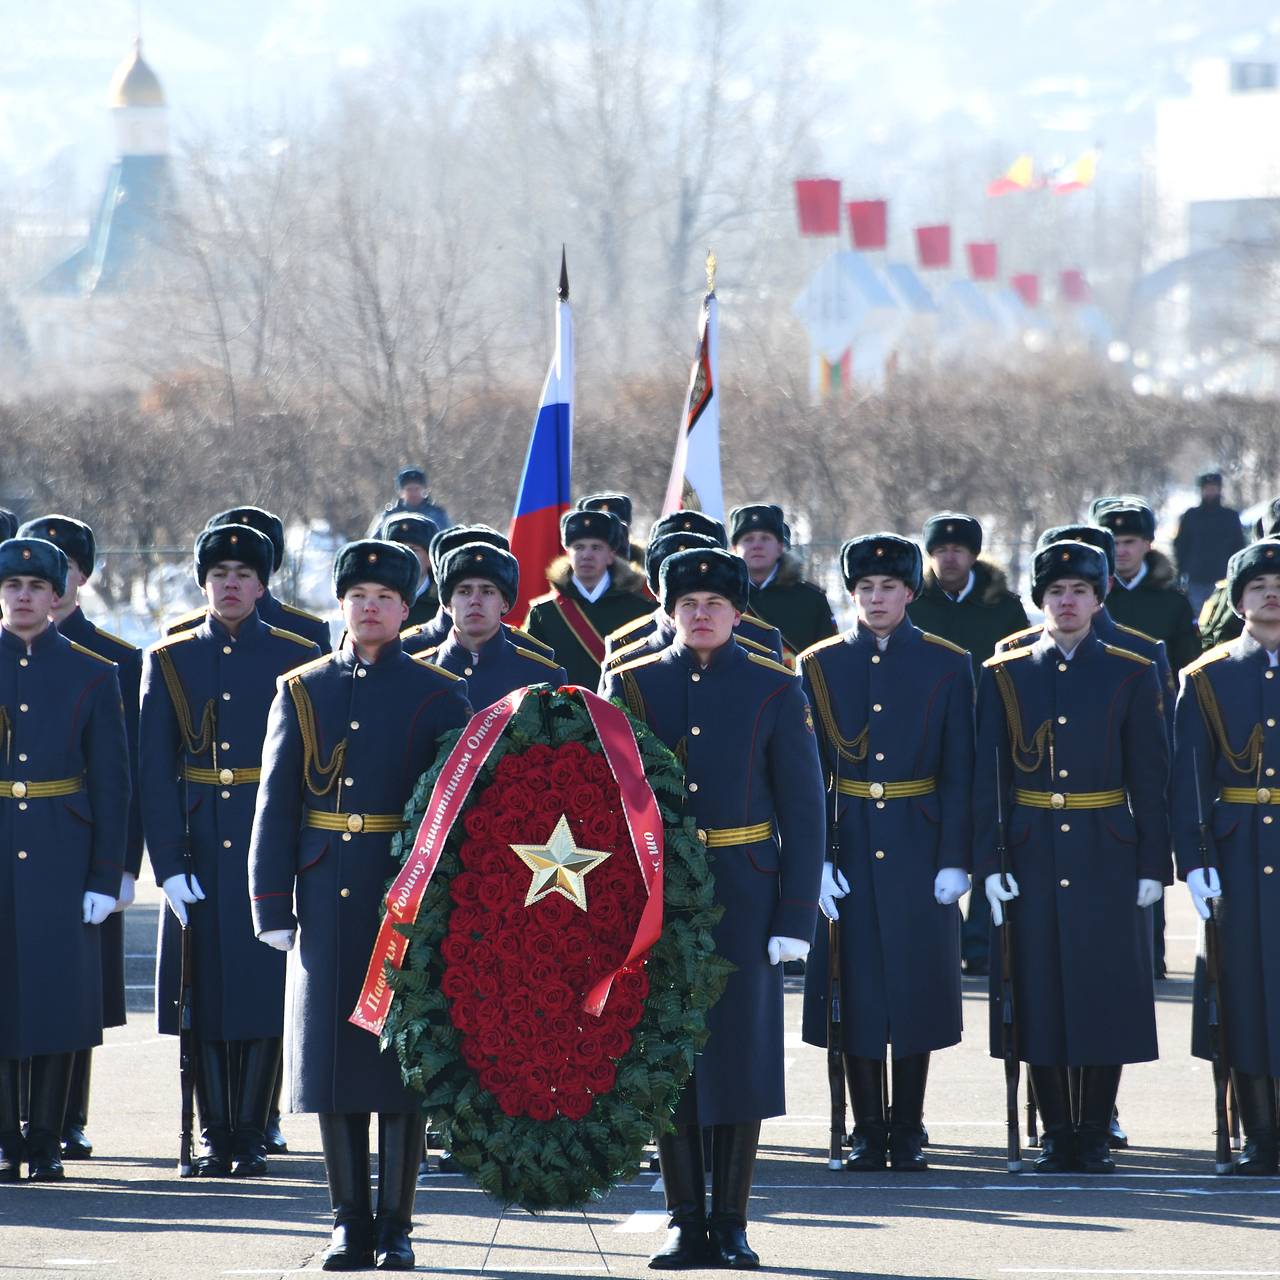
[
  {"xmin": 826, "ymin": 753, "xmax": 847, "ymax": 1169},
  {"xmin": 1195, "ymin": 749, "xmax": 1233, "ymax": 1175},
  {"xmin": 996, "ymin": 748, "xmax": 1022, "ymax": 1173}
]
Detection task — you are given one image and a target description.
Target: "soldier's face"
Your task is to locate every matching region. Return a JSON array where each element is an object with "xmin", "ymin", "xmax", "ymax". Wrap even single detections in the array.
[
  {"xmin": 568, "ymin": 538, "xmax": 615, "ymax": 587},
  {"xmin": 852, "ymin": 575, "xmax": 913, "ymax": 636},
  {"xmin": 737, "ymin": 531, "xmax": 783, "ymax": 575},
  {"xmin": 1042, "ymin": 579, "xmax": 1101, "ymax": 636},
  {"xmin": 1112, "ymin": 535, "xmax": 1150, "ymax": 577},
  {"xmin": 205, "ymin": 562, "xmax": 266, "ymax": 625},
  {"xmin": 403, "ymin": 543, "xmax": 431, "ymax": 584},
  {"xmin": 930, "ymin": 543, "xmax": 976, "ymax": 590},
  {"xmin": 0, "ymin": 575, "xmax": 57, "ymax": 638},
  {"xmin": 1241, "ymin": 574, "xmax": 1280, "ymax": 624},
  {"xmin": 450, "ymin": 578, "xmax": 506, "ymax": 642},
  {"xmin": 343, "ymin": 583, "xmax": 411, "ymax": 647},
  {"xmin": 400, "ymin": 483, "xmax": 426, "ymax": 505},
  {"xmin": 671, "ymin": 592, "xmax": 740, "ymax": 654}
]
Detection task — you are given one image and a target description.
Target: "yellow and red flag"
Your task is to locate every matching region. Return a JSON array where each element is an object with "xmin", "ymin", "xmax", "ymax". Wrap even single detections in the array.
[
  {"xmin": 1050, "ymin": 150, "xmax": 1098, "ymax": 194},
  {"xmin": 986, "ymin": 154, "xmax": 1035, "ymax": 197}
]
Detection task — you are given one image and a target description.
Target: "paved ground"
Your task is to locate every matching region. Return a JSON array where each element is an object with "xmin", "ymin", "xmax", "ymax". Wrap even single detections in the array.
[{"xmin": 2, "ymin": 884, "xmax": 1277, "ymax": 1280}]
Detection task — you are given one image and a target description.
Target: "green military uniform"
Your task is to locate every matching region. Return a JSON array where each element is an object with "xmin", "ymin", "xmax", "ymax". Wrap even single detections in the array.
[
  {"xmin": 1101, "ymin": 550, "xmax": 1200, "ymax": 673},
  {"xmin": 907, "ymin": 561, "xmax": 1029, "ymax": 681},
  {"xmin": 523, "ymin": 510, "xmax": 654, "ymax": 689},
  {"xmin": 1198, "ymin": 580, "xmax": 1241, "ymax": 652},
  {"xmin": 404, "ymin": 582, "xmax": 439, "ymax": 629}
]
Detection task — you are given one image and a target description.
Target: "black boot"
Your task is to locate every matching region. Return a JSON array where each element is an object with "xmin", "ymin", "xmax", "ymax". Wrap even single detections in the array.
[
  {"xmin": 193, "ymin": 1040, "xmax": 234, "ymax": 1176},
  {"xmin": 61, "ymin": 1049, "xmax": 93, "ymax": 1159},
  {"xmin": 1028, "ymin": 1065, "xmax": 1075, "ymax": 1173},
  {"xmin": 265, "ymin": 1058, "xmax": 288, "ymax": 1154},
  {"xmin": 0, "ymin": 1058, "xmax": 23, "ymax": 1182},
  {"xmin": 708, "ymin": 1122, "xmax": 761, "ymax": 1270},
  {"xmin": 843, "ymin": 1055, "xmax": 888, "ymax": 1171},
  {"xmin": 889, "ymin": 1052, "xmax": 929, "ymax": 1171},
  {"xmin": 26, "ymin": 1053, "xmax": 74, "ymax": 1181},
  {"xmin": 319, "ymin": 1112, "xmax": 374, "ymax": 1270},
  {"xmin": 374, "ymin": 1113, "xmax": 422, "ymax": 1270},
  {"xmin": 232, "ymin": 1038, "xmax": 281, "ymax": 1177},
  {"xmin": 649, "ymin": 1124, "xmax": 707, "ymax": 1269},
  {"xmin": 1232, "ymin": 1070, "xmax": 1279, "ymax": 1176},
  {"xmin": 1109, "ymin": 1107, "xmax": 1129, "ymax": 1149},
  {"xmin": 1077, "ymin": 1065, "xmax": 1122, "ymax": 1173}
]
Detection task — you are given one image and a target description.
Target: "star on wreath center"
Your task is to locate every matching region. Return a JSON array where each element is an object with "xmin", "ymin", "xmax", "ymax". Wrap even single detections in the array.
[{"xmin": 510, "ymin": 814, "xmax": 613, "ymax": 911}]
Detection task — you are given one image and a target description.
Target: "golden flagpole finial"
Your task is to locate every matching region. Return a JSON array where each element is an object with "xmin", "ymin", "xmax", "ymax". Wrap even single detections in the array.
[{"xmin": 706, "ymin": 248, "xmax": 717, "ymax": 294}]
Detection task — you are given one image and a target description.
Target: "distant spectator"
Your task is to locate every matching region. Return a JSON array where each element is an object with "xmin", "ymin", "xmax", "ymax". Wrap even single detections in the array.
[
  {"xmin": 368, "ymin": 466, "xmax": 450, "ymax": 536},
  {"xmin": 1173, "ymin": 470, "xmax": 1245, "ymax": 614}
]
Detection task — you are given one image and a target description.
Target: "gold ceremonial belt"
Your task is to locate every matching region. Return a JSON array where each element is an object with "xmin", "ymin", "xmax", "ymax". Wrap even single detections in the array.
[
  {"xmin": 838, "ymin": 777, "xmax": 936, "ymax": 800},
  {"xmin": 698, "ymin": 820, "xmax": 774, "ymax": 848},
  {"xmin": 0, "ymin": 776, "xmax": 84, "ymax": 800},
  {"xmin": 1219, "ymin": 787, "xmax": 1280, "ymax": 806},
  {"xmin": 304, "ymin": 811, "xmax": 409, "ymax": 835},
  {"xmin": 1014, "ymin": 788, "xmax": 1126, "ymax": 811},
  {"xmin": 183, "ymin": 766, "xmax": 262, "ymax": 786}
]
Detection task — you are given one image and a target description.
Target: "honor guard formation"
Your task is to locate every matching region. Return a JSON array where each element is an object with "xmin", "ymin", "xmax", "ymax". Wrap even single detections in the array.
[{"xmin": 1, "ymin": 465, "xmax": 1278, "ymax": 1273}]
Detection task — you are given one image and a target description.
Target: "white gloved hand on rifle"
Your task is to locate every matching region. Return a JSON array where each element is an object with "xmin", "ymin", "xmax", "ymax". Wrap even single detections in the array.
[
  {"xmin": 819, "ymin": 863, "xmax": 850, "ymax": 921},
  {"xmin": 985, "ymin": 871, "xmax": 1020, "ymax": 927},
  {"xmin": 1186, "ymin": 867, "xmax": 1222, "ymax": 920},
  {"xmin": 767, "ymin": 936, "xmax": 810, "ymax": 965},
  {"xmin": 162, "ymin": 872, "xmax": 206, "ymax": 927},
  {"xmin": 933, "ymin": 867, "xmax": 970, "ymax": 906}
]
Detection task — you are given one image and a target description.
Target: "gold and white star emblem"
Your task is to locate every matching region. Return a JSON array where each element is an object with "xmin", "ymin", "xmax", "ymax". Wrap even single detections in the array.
[{"xmin": 510, "ymin": 814, "xmax": 613, "ymax": 911}]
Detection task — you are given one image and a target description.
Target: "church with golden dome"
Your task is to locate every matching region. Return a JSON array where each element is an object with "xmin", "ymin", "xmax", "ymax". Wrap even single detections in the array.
[{"xmin": 35, "ymin": 39, "xmax": 175, "ymax": 299}]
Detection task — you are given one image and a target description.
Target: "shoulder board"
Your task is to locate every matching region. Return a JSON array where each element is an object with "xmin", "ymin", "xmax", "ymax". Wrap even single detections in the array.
[
  {"xmin": 1102, "ymin": 644, "xmax": 1153, "ymax": 667},
  {"xmin": 796, "ymin": 634, "xmax": 844, "ymax": 663},
  {"xmin": 1183, "ymin": 642, "xmax": 1234, "ymax": 677},
  {"xmin": 740, "ymin": 611, "xmax": 772, "ymax": 629},
  {"xmin": 514, "ymin": 646, "xmax": 563, "ymax": 672},
  {"xmin": 747, "ymin": 652, "xmax": 794, "ymax": 677},
  {"xmin": 736, "ymin": 634, "xmax": 771, "ymax": 656},
  {"xmin": 93, "ymin": 626, "xmax": 138, "ymax": 653},
  {"xmin": 150, "ymin": 630, "xmax": 200, "ymax": 653},
  {"xmin": 921, "ymin": 631, "xmax": 968, "ymax": 657},
  {"xmin": 508, "ymin": 626, "xmax": 553, "ymax": 654},
  {"xmin": 402, "ymin": 621, "xmax": 432, "ymax": 639},
  {"xmin": 1113, "ymin": 621, "xmax": 1158, "ymax": 645},
  {"xmin": 68, "ymin": 639, "xmax": 115, "ymax": 667},
  {"xmin": 996, "ymin": 624, "xmax": 1043, "ymax": 651},
  {"xmin": 410, "ymin": 656, "xmax": 464, "ymax": 682},
  {"xmin": 285, "ymin": 653, "xmax": 332, "ymax": 682},
  {"xmin": 605, "ymin": 635, "xmax": 651, "ymax": 669},
  {"xmin": 983, "ymin": 647, "xmax": 1033, "ymax": 668},
  {"xmin": 612, "ymin": 651, "xmax": 665, "ymax": 677},
  {"xmin": 268, "ymin": 625, "xmax": 317, "ymax": 649},
  {"xmin": 279, "ymin": 601, "xmax": 324, "ymax": 624},
  {"xmin": 163, "ymin": 606, "xmax": 206, "ymax": 635},
  {"xmin": 608, "ymin": 614, "xmax": 653, "ymax": 644}
]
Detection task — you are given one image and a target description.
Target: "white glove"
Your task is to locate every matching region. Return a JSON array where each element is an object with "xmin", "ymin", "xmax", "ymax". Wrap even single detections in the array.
[
  {"xmin": 934, "ymin": 867, "xmax": 970, "ymax": 906},
  {"xmin": 258, "ymin": 929, "xmax": 296, "ymax": 952},
  {"xmin": 985, "ymin": 871, "xmax": 1020, "ymax": 928},
  {"xmin": 767, "ymin": 936, "xmax": 811, "ymax": 965},
  {"xmin": 111, "ymin": 871, "xmax": 136, "ymax": 914},
  {"xmin": 1136, "ymin": 878, "xmax": 1163, "ymax": 909},
  {"xmin": 82, "ymin": 892, "xmax": 116, "ymax": 925},
  {"xmin": 819, "ymin": 863, "xmax": 850, "ymax": 921},
  {"xmin": 162, "ymin": 872, "xmax": 206, "ymax": 927},
  {"xmin": 1186, "ymin": 867, "xmax": 1222, "ymax": 921}
]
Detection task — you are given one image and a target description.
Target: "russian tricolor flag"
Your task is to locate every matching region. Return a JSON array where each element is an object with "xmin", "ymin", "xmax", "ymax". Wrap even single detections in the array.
[{"xmin": 509, "ymin": 251, "xmax": 574, "ymax": 623}]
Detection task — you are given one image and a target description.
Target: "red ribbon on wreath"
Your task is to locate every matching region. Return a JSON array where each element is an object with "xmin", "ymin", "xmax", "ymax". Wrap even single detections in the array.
[{"xmin": 350, "ymin": 687, "xmax": 664, "ymax": 1035}]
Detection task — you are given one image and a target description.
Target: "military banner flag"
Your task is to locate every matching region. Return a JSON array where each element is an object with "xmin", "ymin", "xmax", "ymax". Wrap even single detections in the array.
[
  {"xmin": 509, "ymin": 250, "xmax": 574, "ymax": 622},
  {"xmin": 661, "ymin": 253, "xmax": 724, "ymax": 521}
]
